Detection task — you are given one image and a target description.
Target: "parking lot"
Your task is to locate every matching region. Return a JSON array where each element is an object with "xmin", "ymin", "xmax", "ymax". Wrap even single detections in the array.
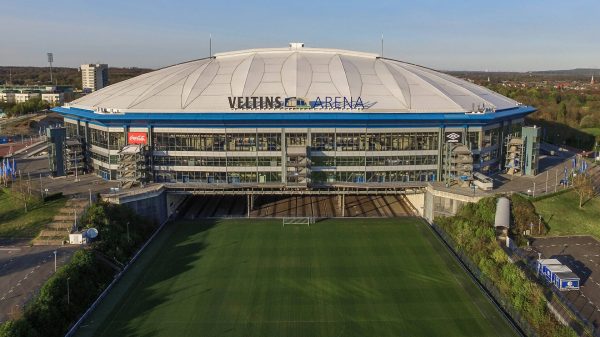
[
  {"xmin": 530, "ymin": 236, "xmax": 600, "ymax": 330},
  {"xmin": 0, "ymin": 241, "xmax": 78, "ymax": 323}
]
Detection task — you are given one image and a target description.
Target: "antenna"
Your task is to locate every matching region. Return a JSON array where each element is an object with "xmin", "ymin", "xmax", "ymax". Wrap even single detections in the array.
[
  {"xmin": 209, "ymin": 34, "xmax": 212, "ymax": 58},
  {"xmin": 381, "ymin": 33, "xmax": 384, "ymax": 58},
  {"xmin": 47, "ymin": 52, "xmax": 54, "ymax": 84}
]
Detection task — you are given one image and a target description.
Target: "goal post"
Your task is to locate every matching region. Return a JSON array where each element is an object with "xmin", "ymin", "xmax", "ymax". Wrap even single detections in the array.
[{"xmin": 282, "ymin": 217, "xmax": 314, "ymax": 227}]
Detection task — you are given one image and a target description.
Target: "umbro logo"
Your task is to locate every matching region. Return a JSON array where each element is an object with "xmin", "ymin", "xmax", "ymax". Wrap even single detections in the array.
[{"xmin": 444, "ymin": 132, "xmax": 462, "ymax": 143}]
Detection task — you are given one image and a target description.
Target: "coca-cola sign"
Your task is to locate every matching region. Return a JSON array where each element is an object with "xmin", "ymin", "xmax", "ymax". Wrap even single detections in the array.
[{"xmin": 128, "ymin": 132, "xmax": 147, "ymax": 145}]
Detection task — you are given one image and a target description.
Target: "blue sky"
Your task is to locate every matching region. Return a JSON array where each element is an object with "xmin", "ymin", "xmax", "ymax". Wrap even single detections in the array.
[{"xmin": 0, "ymin": 0, "xmax": 598, "ymax": 71}]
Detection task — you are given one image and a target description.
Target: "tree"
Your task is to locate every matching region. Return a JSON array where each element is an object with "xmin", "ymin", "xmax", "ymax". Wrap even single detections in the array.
[
  {"xmin": 572, "ymin": 173, "xmax": 595, "ymax": 208},
  {"xmin": 556, "ymin": 102, "xmax": 567, "ymax": 122}
]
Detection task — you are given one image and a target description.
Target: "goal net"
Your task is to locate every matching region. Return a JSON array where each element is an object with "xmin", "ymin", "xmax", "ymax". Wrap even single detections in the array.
[{"xmin": 282, "ymin": 217, "xmax": 314, "ymax": 227}]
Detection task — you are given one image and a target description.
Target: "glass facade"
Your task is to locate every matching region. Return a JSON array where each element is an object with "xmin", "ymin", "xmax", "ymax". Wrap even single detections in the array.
[{"xmin": 64, "ymin": 119, "xmax": 526, "ymax": 185}]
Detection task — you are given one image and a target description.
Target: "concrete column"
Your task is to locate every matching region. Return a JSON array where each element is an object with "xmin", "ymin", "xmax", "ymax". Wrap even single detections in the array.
[
  {"xmin": 437, "ymin": 126, "xmax": 444, "ymax": 182},
  {"xmin": 247, "ymin": 194, "xmax": 251, "ymax": 217},
  {"xmin": 281, "ymin": 129, "xmax": 287, "ymax": 184}
]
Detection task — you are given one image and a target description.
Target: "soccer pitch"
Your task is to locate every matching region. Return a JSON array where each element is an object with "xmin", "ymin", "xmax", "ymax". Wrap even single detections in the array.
[{"xmin": 76, "ymin": 218, "xmax": 518, "ymax": 337}]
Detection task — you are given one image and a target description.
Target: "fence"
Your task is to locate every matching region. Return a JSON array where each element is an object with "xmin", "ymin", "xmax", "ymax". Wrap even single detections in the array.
[
  {"xmin": 429, "ymin": 222, "xmax": 539, "ymax": 337},
  {"xmin": 430, "ymin": 222, "xmax": 598, "ymax": 337},
  {"xmin": 63, "ymin": 215, "xmax": 172, "ymax": 337}
]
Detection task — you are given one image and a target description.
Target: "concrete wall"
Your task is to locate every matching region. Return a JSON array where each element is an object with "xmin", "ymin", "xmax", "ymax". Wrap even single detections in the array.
[
  {"xmin": 120, "ymin": 191, "xmax": 168, "ymax": 224},
  {"xmin": 102, "ymin": 186, "xmax": 169, "ymax": 224},
  {"xmin": 405, "ymin": 193, "xmax": 425, "ymax": 216},
  {"xmin": 423, "ymin": 185, "xmax": 484, "ymax": 222}
]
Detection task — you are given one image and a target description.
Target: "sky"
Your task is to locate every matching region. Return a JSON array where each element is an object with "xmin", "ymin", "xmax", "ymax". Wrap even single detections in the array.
[{"xmin": 0, "ymin": 0, "xmax": 598, "ymax": 71}]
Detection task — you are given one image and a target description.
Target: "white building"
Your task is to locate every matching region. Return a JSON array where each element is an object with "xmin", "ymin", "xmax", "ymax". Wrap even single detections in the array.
[
  {"xmin": 0, "ymin": 92, "xmax": 16, "ymax": 103},
  {"xmin": 80, "ymin": 64, "xmax": 109, "ymax": 92},
  {"xmin": 41, "ymin": 92, "xmax": 65, "ymax": 105},
  {"xmin": 15, "ymin": 92, "xmax": 41, "ymax": 103}
]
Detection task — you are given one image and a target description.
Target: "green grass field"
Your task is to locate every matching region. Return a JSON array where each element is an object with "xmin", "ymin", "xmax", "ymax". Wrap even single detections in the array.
[
  {"xmin": 582, "ymin": 127, "xmax": 600, "ymax": 137},
  {"xmin": 0, "ymin": 188, "xmax": 66, "ymax": 238},
  {"xmin": 534, "ymin": 190, "xmax": 600, "ymax": 239},
  {"xmin": 76, "ymin": 218, "xmax": 517, "ymax": 337}
]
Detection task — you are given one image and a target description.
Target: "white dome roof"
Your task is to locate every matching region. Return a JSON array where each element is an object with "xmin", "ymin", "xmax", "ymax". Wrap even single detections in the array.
[{"xmin": 69, "ymin": 44, "xmax": 519, "ymax": 113}]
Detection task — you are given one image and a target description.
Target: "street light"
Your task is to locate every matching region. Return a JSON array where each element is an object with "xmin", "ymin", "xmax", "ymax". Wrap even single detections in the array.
[
  {"xmin": 53, "ymin": 250, "xmax": 57, "ymax": 272},
  {"xmin": 67, "ymin": 277, "xmax": 70, "ymax": 305}
]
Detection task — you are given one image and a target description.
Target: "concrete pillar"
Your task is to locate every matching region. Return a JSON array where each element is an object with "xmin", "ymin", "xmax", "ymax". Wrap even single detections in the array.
[
  {"xmin": 341, "ymin": 194, "xmax": 345, "ymax": 217},
  {"xmin": 247, "ymin": 194, "xmax": 250, "ymax": 217}
]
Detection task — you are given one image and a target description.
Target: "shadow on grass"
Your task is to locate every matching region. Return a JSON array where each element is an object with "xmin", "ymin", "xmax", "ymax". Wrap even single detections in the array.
[{"xmin": 96, "ymin": 219, "xmax": 218, "ymax": 337}]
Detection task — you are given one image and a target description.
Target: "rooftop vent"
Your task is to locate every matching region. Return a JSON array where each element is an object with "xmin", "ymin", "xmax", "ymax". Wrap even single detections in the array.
[{"xmin": 289, "ymin": 42, "xmax": 304, "ymax": 49}]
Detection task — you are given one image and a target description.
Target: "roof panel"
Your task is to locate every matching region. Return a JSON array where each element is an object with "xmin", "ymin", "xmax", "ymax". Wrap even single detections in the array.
[{"xmin": 68, "ymin": 46, "xmax": 520, "ymax": 113}]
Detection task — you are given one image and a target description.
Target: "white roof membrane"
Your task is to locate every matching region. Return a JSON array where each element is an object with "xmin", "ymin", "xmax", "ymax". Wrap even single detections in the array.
[{"xmin": 69, "ymin": 45, "xmax": 520, "ymax": 113}]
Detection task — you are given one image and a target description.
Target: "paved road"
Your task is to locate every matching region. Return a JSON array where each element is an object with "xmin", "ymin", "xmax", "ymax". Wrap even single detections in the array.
[
  {"xmin": 493, "ymin": 149, "xmax": 577, "ymax": 196},
  {"xmin": 0, "ymin": 141, "xmax": 117, "ymax": 324},
  {"xmin": 0, "ymin": 242, "xmax": 78, "ymax": 323},
  {"xmin": 529, "ymin": 236, "xmax": 600, "ymax": 331}
]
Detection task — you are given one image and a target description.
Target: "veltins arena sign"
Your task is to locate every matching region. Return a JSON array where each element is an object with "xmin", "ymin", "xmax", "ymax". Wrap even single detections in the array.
[{"xmin": 227, "ymin": 96, "xmax": 367, "ymax": 110}]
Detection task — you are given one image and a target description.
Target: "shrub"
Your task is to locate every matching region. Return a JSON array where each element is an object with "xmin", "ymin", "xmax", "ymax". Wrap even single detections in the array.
[{"xmin": 437, "ymin": 198, "xmax": 578, "ymax": 337}]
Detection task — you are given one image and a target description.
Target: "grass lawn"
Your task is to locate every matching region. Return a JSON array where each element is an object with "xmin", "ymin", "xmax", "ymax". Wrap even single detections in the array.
[
  {"xmin": 0, "ymin": 188, "xmax": 66, "ymax": 238},
  {"xmin": 534, "ymin": 190, "xmax": 600, "ymax": 240},
  {"xmin": 582, "ymin": 127, "xmax": 600, "ymax": 137},
  {"xmin": 75, "ymin": 218, "xmax": 517, "ymax": 337}
]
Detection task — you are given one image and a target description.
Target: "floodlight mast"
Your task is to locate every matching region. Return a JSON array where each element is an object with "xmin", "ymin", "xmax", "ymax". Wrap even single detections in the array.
[{"xmin": 47, "ymin": 53, "xmax": 54, "ymax": 84}]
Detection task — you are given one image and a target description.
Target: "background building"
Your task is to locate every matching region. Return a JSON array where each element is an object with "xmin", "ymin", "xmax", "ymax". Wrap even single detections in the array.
[
  {"xmin": 80, "ymin": 64, "xmax": 108, "ymax": 92},
  {"xmin": 54, "ymin": 44, "xmax": 535, "ymax": 187},
  {"xmin": 41, "ymin": 92, "xmax": 65, "ymax": 105},
  {"xmin": 15, "ymin": 92, "xmax": 41, "ymax": 103}
]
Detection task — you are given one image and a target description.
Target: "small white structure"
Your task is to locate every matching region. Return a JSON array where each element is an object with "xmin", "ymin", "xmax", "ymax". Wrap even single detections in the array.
[{"xmin": 69, "ymin": 231, "xmax": 88, "ymax": 245}]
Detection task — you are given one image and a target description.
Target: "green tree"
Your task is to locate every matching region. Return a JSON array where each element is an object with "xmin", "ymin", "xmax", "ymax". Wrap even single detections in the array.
[
  {"xmin": 572, "ymin": 173, "xmax": 595, "ymax": 208},
  {"xmin": 556, "ymin": 102, "xmax": 567, "ymax": 122}
]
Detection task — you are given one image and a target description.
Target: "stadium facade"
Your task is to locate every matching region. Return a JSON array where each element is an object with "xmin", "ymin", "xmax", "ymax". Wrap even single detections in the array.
[{"xmin": 53, "ymin": 43, "xmax": 535, "ymax": 187}]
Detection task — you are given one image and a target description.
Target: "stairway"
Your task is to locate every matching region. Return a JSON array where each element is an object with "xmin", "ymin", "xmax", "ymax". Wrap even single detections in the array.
[{"xmin": 32, "ymin": 199, "xmax": 90, "ymax": 246}]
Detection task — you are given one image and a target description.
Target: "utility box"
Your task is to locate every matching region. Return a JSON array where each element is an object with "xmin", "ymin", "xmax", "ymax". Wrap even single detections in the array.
[{"xmin": 69, "ymin": 232, "xmax": 87, "ymax": 245}]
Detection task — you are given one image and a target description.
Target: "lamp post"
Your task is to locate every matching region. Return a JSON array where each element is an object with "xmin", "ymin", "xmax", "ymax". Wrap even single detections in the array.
[
  {"xmin": 53, "ymin": 250, "xmax": 57, "ymax": 272},
  {"xmin": 67, "ymin": 277, "xmax": 70, "ymax": 305}
]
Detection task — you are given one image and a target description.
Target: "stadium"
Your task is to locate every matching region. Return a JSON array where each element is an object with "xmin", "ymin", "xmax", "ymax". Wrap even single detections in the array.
[
  {"xmin": 53, "ymin": 43, "xmax": 535, "ymax": 187},
  {"xmin": 47, "ymin": 44, "xmax": 541, "ymax": 337}
]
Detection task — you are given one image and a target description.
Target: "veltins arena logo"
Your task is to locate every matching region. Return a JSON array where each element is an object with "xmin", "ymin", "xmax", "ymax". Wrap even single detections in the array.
[{"xmin": 227, "ymin": 96, "xmax": 366, "ymax": 110}]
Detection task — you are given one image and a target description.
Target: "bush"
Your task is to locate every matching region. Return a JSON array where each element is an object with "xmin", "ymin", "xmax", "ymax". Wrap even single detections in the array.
[
  {"xmin": 82, "ymin": 202, "xmax": 155, "ymax": 263},
  {"xmin": 437, "ymin": 198, "xmax": 578, "ymax": 337},
  {"xmin": 510, "ymin": 194, "xmax": 542, "ymax": 244},
  {"xmin": 0, "ymin": 203, "xmax": 158, "ymax": 337},
  {"xmin": 0, "ymin": 250, "xmax": 114, "ymax": 337}
]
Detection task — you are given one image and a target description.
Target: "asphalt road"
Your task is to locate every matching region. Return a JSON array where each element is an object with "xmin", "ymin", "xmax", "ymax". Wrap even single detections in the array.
[
  {"xmin": 530, "ymin": 236, "xmax": 600, "ymax": 331},
  {"xmin": 0, "ymin": 241, "xmax": 78, "ymax": 323}
]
